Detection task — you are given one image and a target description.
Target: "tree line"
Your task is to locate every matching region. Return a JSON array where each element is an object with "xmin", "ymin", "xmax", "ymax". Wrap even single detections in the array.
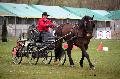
[{"xmin": 0, "ymin": 0, "xmax": 120, "ymax": 10}]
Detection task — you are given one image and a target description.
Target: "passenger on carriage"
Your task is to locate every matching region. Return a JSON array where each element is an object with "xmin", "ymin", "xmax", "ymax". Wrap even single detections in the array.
[{"xmin": 37, "ymin": 12, "xmax": 55, "ymax": 42}]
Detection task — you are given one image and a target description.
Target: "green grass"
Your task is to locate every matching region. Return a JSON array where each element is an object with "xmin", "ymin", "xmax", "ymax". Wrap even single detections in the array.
[{"xmin": 0, "ymin": 38, "xmax": 120, "ymax": 79}]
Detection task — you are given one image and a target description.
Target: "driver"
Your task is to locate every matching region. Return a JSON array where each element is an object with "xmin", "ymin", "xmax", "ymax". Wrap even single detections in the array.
[{"xmin": 37, "ymin": 12, "xmax": 55, "ymax": 42}]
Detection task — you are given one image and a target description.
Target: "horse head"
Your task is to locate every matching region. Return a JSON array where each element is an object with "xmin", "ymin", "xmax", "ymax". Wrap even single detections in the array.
[{"xmin": 81, "ymin": 15, "xmax": 95, "ymax": 38}]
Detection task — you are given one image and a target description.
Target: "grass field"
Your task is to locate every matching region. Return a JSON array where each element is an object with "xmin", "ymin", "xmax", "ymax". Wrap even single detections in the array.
[{"xmin": 0, "ymin": 37, "xmax": 120, "ymax": 79}]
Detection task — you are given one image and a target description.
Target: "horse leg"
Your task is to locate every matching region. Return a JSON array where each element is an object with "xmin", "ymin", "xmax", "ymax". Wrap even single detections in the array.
[
  {"xmin": 84, "ymin": 44, "xmax": 88, "ymax": 50},
  {"xmin": 54, "ymin": 39, "xmax": 63, "ymax": 64},
  {"xmin": 54, "ymin": 46, "xmax": 63, "ymax": 60},
  {"xmin": 67, "ymin": 42, "xmax": 74, "ymax": 67},
  {"xmin": 54, "ymin": 48, "xmax": 59, "ymax": 61},
  {"xmin": 79, "ymin": 44, "xmax": 88, "ymax": 67},
  {"xmin": 81, "ymin": 47, "xmax": 94, "ymax": 69},
  {"xmin": 80, "ymin": 53, "xmax": 84, "ymax": 68}
]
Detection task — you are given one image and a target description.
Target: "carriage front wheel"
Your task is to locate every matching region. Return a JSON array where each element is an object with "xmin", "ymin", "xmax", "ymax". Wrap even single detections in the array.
[{"xmin": 27, "ymin": 43, "xmax": 39, "ymax": 65}]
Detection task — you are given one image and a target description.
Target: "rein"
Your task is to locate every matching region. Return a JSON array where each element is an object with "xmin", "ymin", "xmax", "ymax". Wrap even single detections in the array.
[
  {"xmin": 37, "ymin": 32, "xmax": 72, "ymax": 51},
  {"xmin": 56, "ymin": 25, "xmax": 78, "ymax": 43}
]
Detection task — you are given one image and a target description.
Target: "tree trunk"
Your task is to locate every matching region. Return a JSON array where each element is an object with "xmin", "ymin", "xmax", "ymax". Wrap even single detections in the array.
[{"xmin": 2, "ymin": 17, "xmax": 8, "ymax": 42}]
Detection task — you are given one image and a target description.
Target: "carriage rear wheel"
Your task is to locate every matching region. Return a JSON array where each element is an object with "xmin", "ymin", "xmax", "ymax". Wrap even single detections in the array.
[
  {"xmin": 42, "ymin": 50, "xmax": 52, "ymax": 64},
  {"xmin": 27, "ymin": 43, "xmax": 39, "ymax": 65}
]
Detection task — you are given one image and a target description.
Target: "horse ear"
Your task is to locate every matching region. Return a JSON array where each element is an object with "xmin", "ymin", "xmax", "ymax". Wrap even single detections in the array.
[{"xmin": 92, "ymin": 15, "xmax": 94, "ymax": 19}]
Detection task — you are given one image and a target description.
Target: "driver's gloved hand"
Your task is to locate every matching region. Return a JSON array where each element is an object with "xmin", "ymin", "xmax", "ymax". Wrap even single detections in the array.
[{"xmin": 46, "ymin": 24, "xmax": 51, "ymax": 28}]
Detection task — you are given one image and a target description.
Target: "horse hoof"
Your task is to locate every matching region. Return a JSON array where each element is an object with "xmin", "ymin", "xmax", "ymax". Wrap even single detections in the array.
[
  {"xmin": 70, "ymin": 65, "xmax": 74, "ymax": 67},
  {"xmin": 80, "ymin": 64, "xmax": 83, "ymax": 68},
  {"xmin": 53, "ymin": 61, "xmax": 59, "ymax": 65},
  {"xmin": 80, "ymin": 66, "xmax": 83, "ymax": 69},
  {"xmin": 90, "ymin": 66, "xmax": 95, "ymax": 70}
]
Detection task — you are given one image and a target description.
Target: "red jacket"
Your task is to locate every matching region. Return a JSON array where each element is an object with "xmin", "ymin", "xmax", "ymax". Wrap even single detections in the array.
[{"xmin": 37, "ymin": 18, "xmax": 54, "ymax": 32}]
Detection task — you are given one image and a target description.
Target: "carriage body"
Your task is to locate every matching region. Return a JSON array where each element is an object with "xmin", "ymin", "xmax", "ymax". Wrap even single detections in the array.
[{"xmin": 12, "ymin": 25, "xmax": 66, "ymax": 65}]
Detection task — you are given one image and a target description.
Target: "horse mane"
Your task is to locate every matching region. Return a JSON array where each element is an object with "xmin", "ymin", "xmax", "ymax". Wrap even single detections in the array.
[
  {"xmin": 82, "ymin": 16, "xmax": 93, "ymax": 21},
  {"xmin": 54, "ymin": 24, "xmax": 64, "ymax": 36},
  {"xmin": 78, "ymin": 19, "xmax": 84, "ymax": 28},
  {"xmin": 78, "ymin": 16, "xmax": 94, "ymax": 28}
]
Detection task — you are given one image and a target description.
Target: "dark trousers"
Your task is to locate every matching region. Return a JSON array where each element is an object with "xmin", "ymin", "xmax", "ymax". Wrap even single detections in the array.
[{"xmin": 41, "ymin": 31, "xmax": 53, "ymax": 42}]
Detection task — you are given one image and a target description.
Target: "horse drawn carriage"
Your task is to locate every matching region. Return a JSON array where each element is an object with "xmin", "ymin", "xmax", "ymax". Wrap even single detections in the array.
[
  {"xmin": 12, "ymin": 15, "xmax": 96, "ymax": 69},
  {"xmin": 12, "ymin": 24, "xmax": 66, "ymax": 65}
]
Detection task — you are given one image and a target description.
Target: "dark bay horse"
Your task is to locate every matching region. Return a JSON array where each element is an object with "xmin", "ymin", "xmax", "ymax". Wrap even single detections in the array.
[{"xmin": 54, "ymin": 16, "xmax": 95, "ymax": 69}]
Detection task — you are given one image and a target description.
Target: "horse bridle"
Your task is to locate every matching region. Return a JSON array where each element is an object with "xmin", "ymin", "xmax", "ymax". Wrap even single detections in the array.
[{"xmin": 84, "ymin": 19, "xmax": 94, "ymax": 32}]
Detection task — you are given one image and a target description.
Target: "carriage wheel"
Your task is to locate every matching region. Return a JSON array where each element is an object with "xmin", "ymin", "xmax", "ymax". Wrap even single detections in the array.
[
  {"xmin": 28, "ymin": 53, "xmax": 39, "ymax": 65},
  {"xmin": 59, "ymin": 49, "xmax": 66, "ymax": 65},
  {"xmin": 42, "ymin": 50, "xmax": 52, "ymax": 64},
  {"xmin": 27, "ymin": 44, "xmax": 39, "ymax": 65},
  {"xmin": 12, "ymin": 47, "xmax": 23, "ymax": 64}
]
